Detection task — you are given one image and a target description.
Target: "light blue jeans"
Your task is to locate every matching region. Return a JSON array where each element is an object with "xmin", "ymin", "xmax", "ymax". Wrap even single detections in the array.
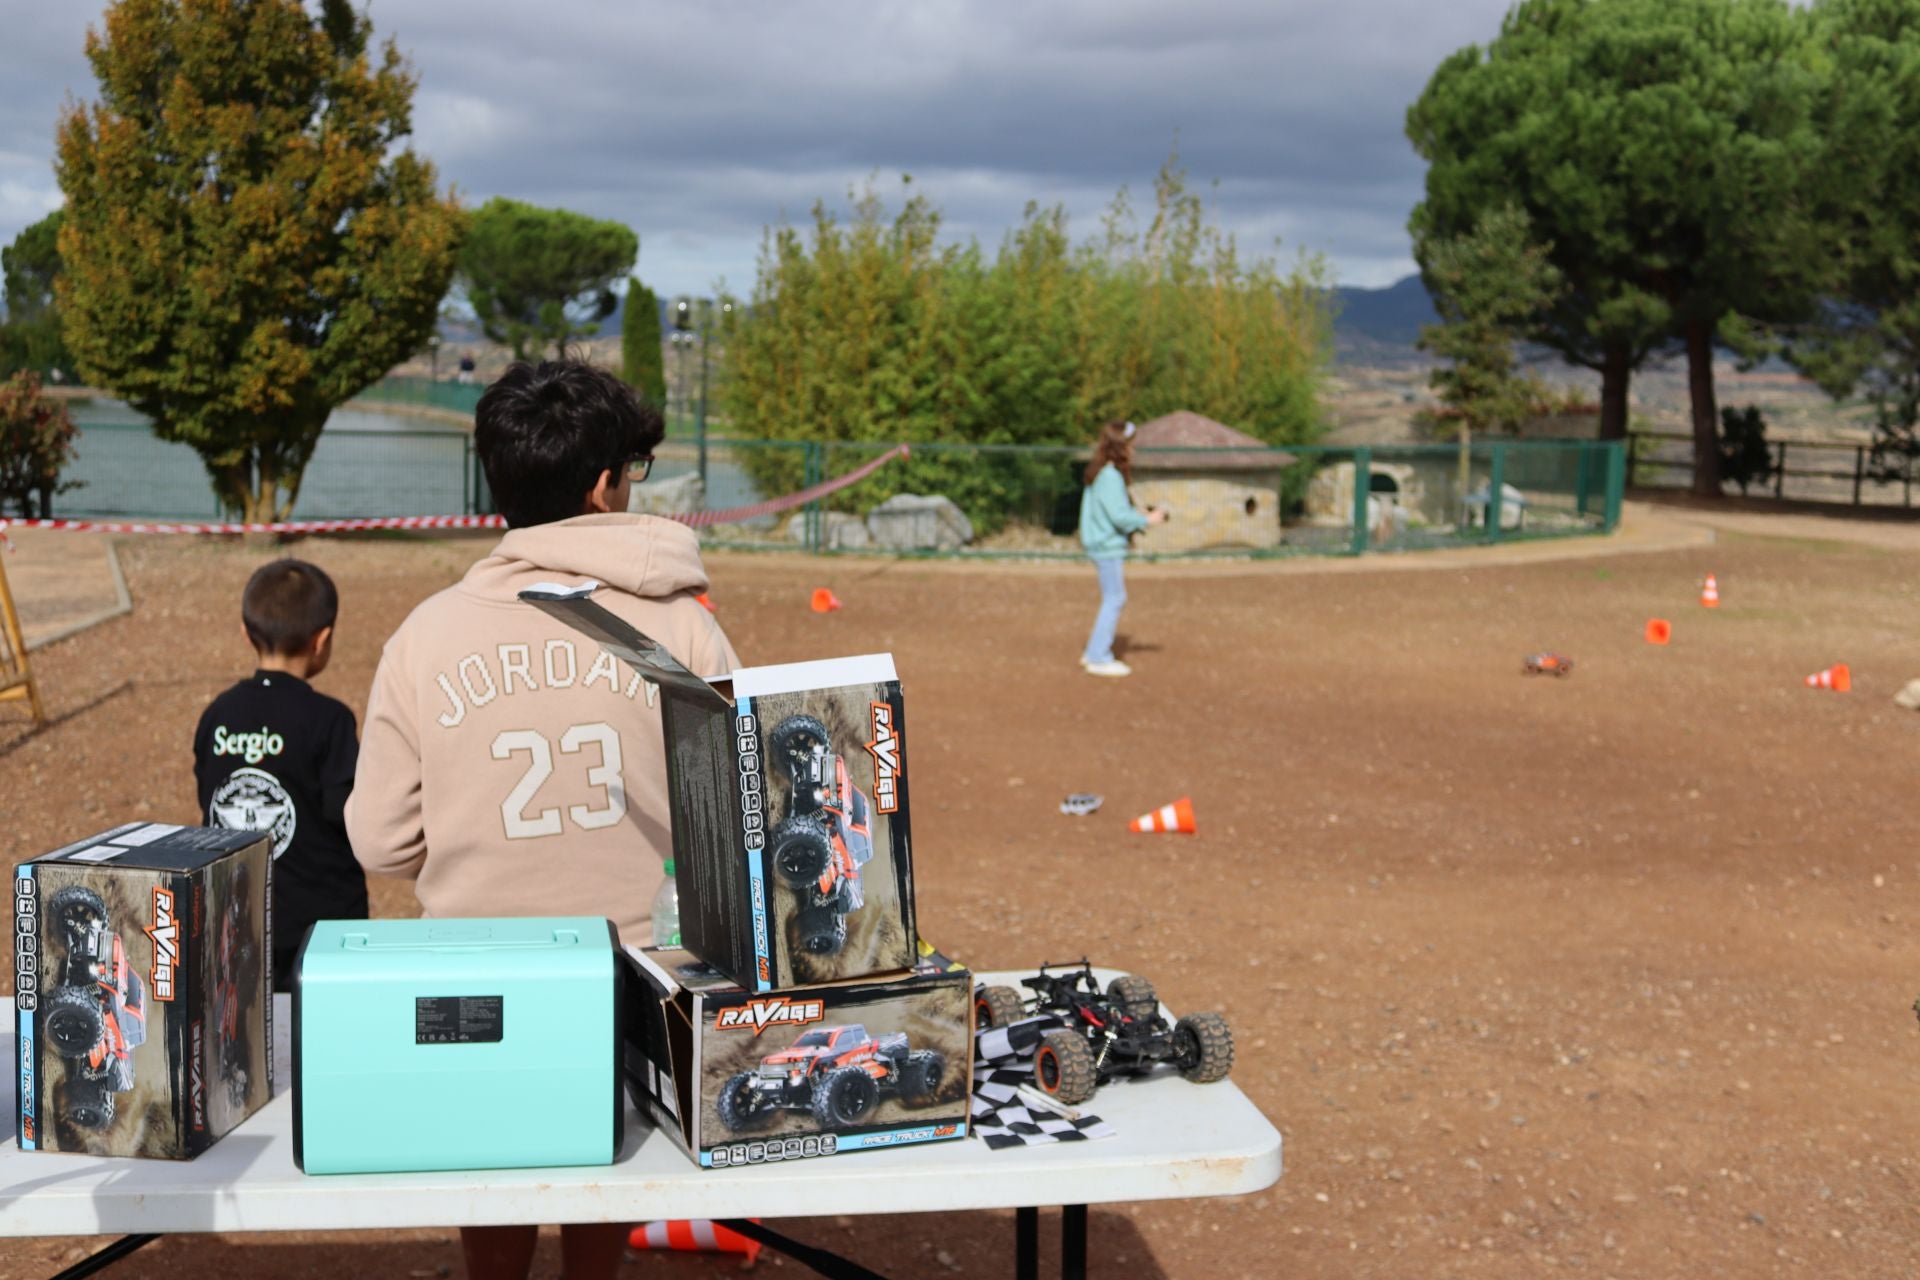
[{"xmin": 1083, "ymin": 555, "xmax": 1127, "ymax": 663}]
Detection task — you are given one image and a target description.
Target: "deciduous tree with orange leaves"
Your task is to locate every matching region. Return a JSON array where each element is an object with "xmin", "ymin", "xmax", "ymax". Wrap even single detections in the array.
[{"xmin": 55, "ymin": 0, "xmax": 464, "ymax": 522}]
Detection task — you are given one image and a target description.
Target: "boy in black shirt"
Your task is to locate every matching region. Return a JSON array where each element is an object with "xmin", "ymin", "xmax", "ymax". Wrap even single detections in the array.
[{"xmin": 194, "ymin": 559, "xmax": 366, "ymax": 992}]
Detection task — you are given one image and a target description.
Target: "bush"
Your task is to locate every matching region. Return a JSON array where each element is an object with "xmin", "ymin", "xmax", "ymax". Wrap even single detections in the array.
[
  {"xmin": 720, "ymin": 159, "xmax": 1332, "ymax": 532},
  {"xmin": 1718, "ymin": 405, "xmax": 1774, "ymax": 496},
  {"xmin": 0, "ymin": 372, "xmax": 80, "ymax": 518}
]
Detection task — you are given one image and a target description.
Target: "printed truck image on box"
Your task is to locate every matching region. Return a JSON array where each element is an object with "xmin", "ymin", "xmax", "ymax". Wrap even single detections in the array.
[
  {"xmin": 622, "ymin": 946, "xmax": 970, "ymax": 1169},
  {"xmin": 14, "ymin": 823, "xmax": 272, "ymax": 1160},
  {"xmin": 523, "ymin": 587, "xmax": 915, "ymax": 990},
  {"xmin": 715, "ymin": 1020, "xmax": 949, "ymax": 1133}
]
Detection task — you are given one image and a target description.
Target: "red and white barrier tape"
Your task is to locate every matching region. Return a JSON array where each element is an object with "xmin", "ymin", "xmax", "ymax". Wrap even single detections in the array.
[{"xmin": 0, "ymin": 444, "xmax": 909, "ymax": 544}]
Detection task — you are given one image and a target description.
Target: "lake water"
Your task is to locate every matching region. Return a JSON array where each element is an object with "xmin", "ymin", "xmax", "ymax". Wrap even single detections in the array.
[
  {"xmin": 55, "ymin": 398, "xmax": 774, "ymax": 524},
  {"xmin": 56, "ymin": 399, "xmax": 479, "ymax": 521}
]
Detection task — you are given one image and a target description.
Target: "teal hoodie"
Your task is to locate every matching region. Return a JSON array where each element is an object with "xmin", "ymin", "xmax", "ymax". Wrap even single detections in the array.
[{"xmin": 1078, "ymin": 463, "xmax": 1148, "ymax": 558}]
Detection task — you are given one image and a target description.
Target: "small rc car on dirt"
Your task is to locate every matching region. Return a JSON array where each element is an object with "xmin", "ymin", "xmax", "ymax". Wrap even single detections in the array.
[
  {"xmin": 715, "ymin": 1023, "xmax": 947, "ymax": 1131},
  {"xmin": 1523, "ymin": 652, "xmax": 1574, "ymax": 677},
  {"xmin": 40, "ymin": 886, "xmax": 148, "ymax": 1131},
  {"xmin": 975, "ymin": 960, "xmax": 1233, "ymax": 1106},
  {"xmin": 767, "ymin": 715, "xmax": 875, "ymax": 957}
]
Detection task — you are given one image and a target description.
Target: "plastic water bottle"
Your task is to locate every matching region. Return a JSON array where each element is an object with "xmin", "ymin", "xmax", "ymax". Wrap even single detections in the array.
[{"xmin": 651, "ymin": 858, "xmax": 681, "ymax": 947}]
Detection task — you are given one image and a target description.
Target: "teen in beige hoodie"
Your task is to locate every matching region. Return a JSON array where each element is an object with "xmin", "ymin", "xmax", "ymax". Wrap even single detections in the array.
[
  {"xmin": 347, "ymin": 361, "xmax": 738, "ymax": 949},
  {"xmin": 348, "ymin": 361, "xmax": 723, "ymax": 1280},
  {"xmin": 348, "ymin": 513, "xmax": 736, "ymax": 940}
]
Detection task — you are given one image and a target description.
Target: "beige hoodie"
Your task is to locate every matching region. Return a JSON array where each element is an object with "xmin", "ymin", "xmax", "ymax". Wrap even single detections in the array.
[{"xmin": 347, "ymin": 514, "xmax": 739, "ymax": 942}]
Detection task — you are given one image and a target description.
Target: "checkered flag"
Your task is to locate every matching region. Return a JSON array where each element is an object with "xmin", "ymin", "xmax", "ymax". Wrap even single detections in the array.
[{"xmin": 971, "ymin": 1014, "xmax": 1116, "ymax": 1149}]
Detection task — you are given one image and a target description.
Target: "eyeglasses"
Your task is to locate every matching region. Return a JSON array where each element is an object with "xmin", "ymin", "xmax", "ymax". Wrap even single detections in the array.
[{"xmin": 625, "ymin": 455, "xmax": 654, "ymax": 483}]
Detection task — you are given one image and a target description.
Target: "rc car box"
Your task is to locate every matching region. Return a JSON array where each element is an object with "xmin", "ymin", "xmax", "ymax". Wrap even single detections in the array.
[
  {"xmin": 14, "ymin": 822, "xmax": 272, "ymax": 1159},
  {"xmin": 292, "ymin": 916, "xmax": 624, "ymax": 1174},
  {"xmin": 622, "ymin": 945, "xmax": 970, "ymax": 1169},
  {"xmin": 523, "ymin": 587, "xmax": 916, "ymax": 991}
]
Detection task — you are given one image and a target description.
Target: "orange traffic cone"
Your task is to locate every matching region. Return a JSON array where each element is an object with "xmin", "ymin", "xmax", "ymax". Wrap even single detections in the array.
[
  {"xmin": 811, "ymin": 587, "xmax": 842, "ymax": 613},
  {"xmin": 1130, "ymin": 796, "xmax": 1197, "ymax": 835},
  {"xmin": 1701, "ymin": 574, "xmax": 1720, "ymax": 608},
  {"xmin": 696, "ymin": 592, "xmax": 716, "ymax": 613},
  {"xmin": 1645, "ymin": 618, "xmax": 1672, "ymax": 645},
  {"xmin": 629, "ymin": 1219, "xmax": 762, "ymax": 1264},
  {"xmin": 1805, "ymin": 663, "xmax": 1851, "ymax": 692}
]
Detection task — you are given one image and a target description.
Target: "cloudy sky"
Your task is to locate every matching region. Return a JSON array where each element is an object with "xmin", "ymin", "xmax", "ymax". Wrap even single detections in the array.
[{"xmin": 1, "ymin": 0, "xmax": 1518, "ymax": 298}]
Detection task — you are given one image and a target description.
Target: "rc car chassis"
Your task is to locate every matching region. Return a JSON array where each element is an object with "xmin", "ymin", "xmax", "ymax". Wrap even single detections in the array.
[
  {"xmin": 766, "ymin": 715, "xmax": 875, "ymax": 957},
  {"xmin": 1523, "ymin": 652, "xmax": 1574, "ymax": 677},
  {"xmin": 975, "ymin": 960, "xmax": 1234, "ymax": 1106},
  {"xmin": 40, "ymin": 885, "xmax": 148, "ymax": 1131},
  {"xmin": 715, "ymin": 1023, "xmax": 946, "ymax": 1132}
]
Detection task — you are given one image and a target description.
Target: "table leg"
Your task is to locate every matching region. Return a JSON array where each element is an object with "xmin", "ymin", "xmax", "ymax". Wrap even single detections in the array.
[
  {"xmin": 1016, "ymin": 1205, "xmax": 1038, "ymax": 1280},
  {"xmin": 1061, "ymin": 1205, "xmax": 1087, "ymax": 1280},
  {"xmin": 47, "ymin": 1234, "xmax": 159, "ymax": 1280}
]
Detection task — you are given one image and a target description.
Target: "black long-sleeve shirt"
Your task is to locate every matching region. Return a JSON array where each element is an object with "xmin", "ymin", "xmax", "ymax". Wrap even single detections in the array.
[{"xmin": 194, "ymin": 670, "xmax": 367, "ymax": 990}]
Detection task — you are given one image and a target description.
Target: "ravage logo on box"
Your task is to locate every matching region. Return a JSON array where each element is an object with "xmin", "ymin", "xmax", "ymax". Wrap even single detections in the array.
[
  {"xmin": 146, "ymin": 887, "xmax": 179, "ymax": 1001},
  {"xmin": 189, "ymin": 1019, "xmax": 205, "ymax": 1131},
  {"xmin": 866, "ymin": 702, "xmax": 901, "ymax": 814},
  {"xmin": 715, "ymin": 996, "xmax": 825, "ymax": 1036}
]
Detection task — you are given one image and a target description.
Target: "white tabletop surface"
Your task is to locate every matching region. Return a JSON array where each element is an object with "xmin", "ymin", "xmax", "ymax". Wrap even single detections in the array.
[{"xmin": 0, "ymin": 972, "xmax": 1281, "ymax": 1237}]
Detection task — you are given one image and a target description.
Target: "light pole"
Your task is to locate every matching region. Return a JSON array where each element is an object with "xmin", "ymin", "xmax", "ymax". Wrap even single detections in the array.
[
  {"xmin": 693, "ymin": 300, "xmax": 732, "ymax": 487},
  {"xmin": 672, "ymin": 297, "xmax": 694, "ymax": 439}
]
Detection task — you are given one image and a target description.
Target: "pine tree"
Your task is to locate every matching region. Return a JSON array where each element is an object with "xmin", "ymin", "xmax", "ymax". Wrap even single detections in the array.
[{"xmin": 621, "ymin": 279, "xmax": 667, "ymax": 406}]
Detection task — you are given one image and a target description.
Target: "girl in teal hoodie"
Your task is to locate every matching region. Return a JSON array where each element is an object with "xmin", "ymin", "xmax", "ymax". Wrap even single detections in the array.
[{"xmin": 1078, "ymin": 420, "xmax": 1167, "ymax": 676}]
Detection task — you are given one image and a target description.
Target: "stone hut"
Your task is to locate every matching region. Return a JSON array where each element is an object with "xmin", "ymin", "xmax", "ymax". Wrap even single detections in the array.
[{"xmin": 1127, "ymin": 411, "xmax": 1293, "ymax": 553}]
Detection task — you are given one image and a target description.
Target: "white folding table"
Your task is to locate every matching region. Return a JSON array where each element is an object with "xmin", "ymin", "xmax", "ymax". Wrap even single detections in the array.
[{"xmin": 0, "ymin": 974, "xmax": 1281, "ymax": 1278}]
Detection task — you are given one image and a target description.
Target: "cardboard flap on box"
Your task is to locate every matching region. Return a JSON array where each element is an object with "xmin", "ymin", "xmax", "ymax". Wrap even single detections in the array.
[
  {"xmin": 521, "ymin": 588, "xmax": 731, "ymax": 705},
  {"xmin": 525, "ymin": 586, "xmax": 919, "ymax": 992}
]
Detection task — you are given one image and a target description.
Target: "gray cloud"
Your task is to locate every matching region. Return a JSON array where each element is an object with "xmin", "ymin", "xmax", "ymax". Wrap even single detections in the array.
[{"xmin": 0, "ymin": 0, "xmax": 1516, "ymax": 294}]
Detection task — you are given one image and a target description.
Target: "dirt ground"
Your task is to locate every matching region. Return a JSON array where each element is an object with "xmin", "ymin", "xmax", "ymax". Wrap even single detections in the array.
[{"xmin": 4, "ymin": 523, "xmax": 1920, "ymax": 1278}]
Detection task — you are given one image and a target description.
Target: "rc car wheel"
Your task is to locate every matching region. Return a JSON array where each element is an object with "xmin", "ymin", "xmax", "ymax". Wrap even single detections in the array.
[
  {"xmin": 42, "ymin": 986, "xmax": 106, "ymax": 1059},
  {"xmin": 1173, "ymin": 1011, "xmax": 1235, "ymax": 1084},
  {"xmin": 64, "ymin": 1080, "xmax": 115, "ymax": 1131},
  {"xmin": 794, "ymin": 904, "xmax": 848, "ymax": 956},
  {"xmin": 769, "ymin": 715, "xmax": 833, "ymax": 772},
  {"xmin": 770, "ymin": 816, "xmax": 834, "ymax": 886},
  {"xmin": 975, "ymin": 985, "xmax": 1024, "ymax": 1029},
  {"xmin": 47, "ymin": 885, "xmax": 108, "ymax": 934},
  {"xmin": 1108, "ymin": 975, "xmax": 1158, "ymax": 1021},
  {"xmin": 716, "ymin": 1070, "xmax": 778, "ymax": 1132},
  {"xmin": 1034, "ymin": 1029, "xmax": 1097, "ymax": 1105},
  {"xmin": 900, "ymin": 1049, "xmax": 946, "ymax": 1103},
  {"xmin": 812, "ymin": 1066, "xmax": 880, "ymax": 1127}
]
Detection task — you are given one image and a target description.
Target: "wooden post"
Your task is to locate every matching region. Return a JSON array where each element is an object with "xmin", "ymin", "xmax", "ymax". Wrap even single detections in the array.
[
  {"xmin": 1854, "ymin": 446, "xmax": 1865, "ymax": 506},
  {"xmin": 0, "ymin": 552, "xmax": 46, "ymax": 727}
]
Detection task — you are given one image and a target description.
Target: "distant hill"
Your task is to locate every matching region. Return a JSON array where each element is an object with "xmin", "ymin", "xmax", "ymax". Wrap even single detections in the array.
[
  {"xmin": 1330, "ymin": 275, "xmax": 1435, "ymax": 364},
  {"xmin": 435, "ymin": 293, "xmax": 673, "ymax": 347}
]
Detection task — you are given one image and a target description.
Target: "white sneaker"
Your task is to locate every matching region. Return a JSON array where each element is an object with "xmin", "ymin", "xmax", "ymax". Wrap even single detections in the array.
[{"xmin": 1084, "ymin": 659, "xmax": 1132, "ymax": 678}]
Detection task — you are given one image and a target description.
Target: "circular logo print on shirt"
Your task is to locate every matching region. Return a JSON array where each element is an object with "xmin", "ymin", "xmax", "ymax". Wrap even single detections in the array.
[{"xmin": 209, "ymin": 767, "xmax": 296, "ymax": 859}]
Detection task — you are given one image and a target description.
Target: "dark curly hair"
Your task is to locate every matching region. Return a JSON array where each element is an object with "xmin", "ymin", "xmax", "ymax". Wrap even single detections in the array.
[{"xmin": 475, "ymin": 356, "xmax": 665, "ymax": 528}]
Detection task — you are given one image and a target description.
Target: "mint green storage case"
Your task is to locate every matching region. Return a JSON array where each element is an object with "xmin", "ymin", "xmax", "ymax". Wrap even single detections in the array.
[{"xmin": 293, "ymin": 917, "xmax": 623, "ymax": 1174}]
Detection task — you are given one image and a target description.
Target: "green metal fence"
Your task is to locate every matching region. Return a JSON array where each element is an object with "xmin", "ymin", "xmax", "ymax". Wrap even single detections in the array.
[
  {"xmin": 665, "ymin": 436, "xmax": 1624, "ymax": 558},
  {"xmin": 57, "ymin": 422, "xmax": 482, "ymax": 520},
  {"xmin": 50, "ymin": 416, "xmax": 1622, "ymax": 558}
]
